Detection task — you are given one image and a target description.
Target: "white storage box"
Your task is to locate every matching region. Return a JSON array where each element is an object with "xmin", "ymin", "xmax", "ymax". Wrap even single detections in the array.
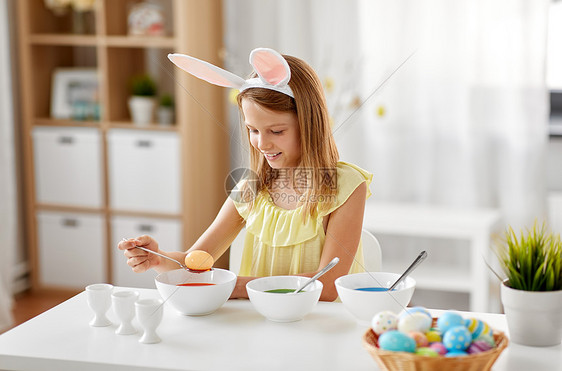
[
  {"xmin": 37, "ymin": 211, "xmax": 106, "ymax": 288},
  {"xmin": 111, "ymin": 216, "xmax": 183, "ymax": 288},
  {"xmin": 107, "ymin": 129, "xmax": 181, "ymax": 213},
  {"xmin": 32, "ymin": 127, "xmax": 103, "ymax": 207}
]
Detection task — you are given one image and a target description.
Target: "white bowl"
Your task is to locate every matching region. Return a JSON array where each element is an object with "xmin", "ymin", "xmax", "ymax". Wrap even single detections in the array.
[
  {"xmin": 335, "ymin": 272, "xmax": 416, "ymax": 325},
  {"xmin": 246, "ymin": 276, "xmax": 323, "ymax": 322},
  {"xmin": 155, "ymin": 268, "xmax": 236, "ymax": 315}
]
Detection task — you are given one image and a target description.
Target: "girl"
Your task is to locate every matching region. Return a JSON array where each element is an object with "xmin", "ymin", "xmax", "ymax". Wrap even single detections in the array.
[{"xmin": 119, "ymin": 48, "xmax": 372, "ymax": 301}]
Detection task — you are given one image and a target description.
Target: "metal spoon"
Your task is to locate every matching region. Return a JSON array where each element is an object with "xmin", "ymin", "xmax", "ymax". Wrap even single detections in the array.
[
  {"xmin": 387, "ymin": 251, "xmax": 427, "ymax": 291},
  {"xmin": 121, "ymin": 238, "xmax": 193, "ymax": 272},
  {"xmin": 293, "ymin": 257, "xmax": 340, "ymax": 294}
]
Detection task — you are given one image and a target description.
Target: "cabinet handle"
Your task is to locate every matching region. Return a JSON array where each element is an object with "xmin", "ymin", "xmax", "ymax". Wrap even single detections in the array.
[
  {"xmin": 62, "ymin": 218, "xmax": 79, "ymax": 227},
  {"xmin": 138, "ymin": 224, "xmax": 154, "ymax": 233},
  {"xmin": 136, "ymin": 140, "xmax": 152, "ymax": 148},
  {"xmin": 58, "ymin": 136, "xmax": 74, "ymax": 145}
]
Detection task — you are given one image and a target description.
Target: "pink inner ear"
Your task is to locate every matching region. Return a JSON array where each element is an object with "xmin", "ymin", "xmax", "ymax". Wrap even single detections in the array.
[
  {"xmin": 169, "ymin": 55, "xmax": 243, "ymax": 88},
  {"xmin": 252, "ymin": 51, "xmax": 289, "ymax": 86}
]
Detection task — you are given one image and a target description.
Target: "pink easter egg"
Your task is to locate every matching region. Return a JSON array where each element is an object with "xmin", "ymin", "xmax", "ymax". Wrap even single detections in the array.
[
  {"xmin": 408, "ymin": 331, "xmax": 429, "ymax": 348},
  {"xmin": 467, "ymin": 340, "xmax": 494, "ymax": 354},
  {"xmin": 429, "ymin": 342, "xmax": 447, "ymax": 355}
]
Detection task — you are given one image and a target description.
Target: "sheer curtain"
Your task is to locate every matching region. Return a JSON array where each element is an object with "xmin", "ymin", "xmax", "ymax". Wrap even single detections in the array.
[
  {"xmin": 0, "ymin": 0, "xmax": 16, "ymax": 331},
  {"xmin": 354, "ymin": 0, "xmax": 550, "ymax": 229},
  {"xmin": 224, "ymin": 0, "xmax": 550, "ymax": 230}
]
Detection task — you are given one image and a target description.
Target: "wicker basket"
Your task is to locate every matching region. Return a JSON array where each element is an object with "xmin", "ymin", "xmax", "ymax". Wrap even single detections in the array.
[{"xmin": 362, "ymin": 321, "xmax": 509, "ymax": 371}]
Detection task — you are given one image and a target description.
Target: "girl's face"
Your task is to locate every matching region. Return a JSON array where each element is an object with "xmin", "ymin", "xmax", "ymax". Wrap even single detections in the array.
[{"xmin": 242, "ymin": 99, "xmax": 301, "ymax": 169}]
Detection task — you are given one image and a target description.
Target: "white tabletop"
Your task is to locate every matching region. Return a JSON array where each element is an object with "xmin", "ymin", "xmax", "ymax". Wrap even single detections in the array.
[{"xmin": 0, "ymin": 287, "xmax": 560, "ymax": 371}]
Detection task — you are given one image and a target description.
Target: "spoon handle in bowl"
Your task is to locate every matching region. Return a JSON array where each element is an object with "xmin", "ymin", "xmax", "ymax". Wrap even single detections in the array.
[
  {"xmin": 387, "ymin": 251, "xmax": 427, "ymax": 291},
  {"xmin": 294, "ymin": 257, "xmax": 340, "ymax": 294},
  {"xmin": 122, "ymin": 238, "xmax": 188, "ymax": 270}
]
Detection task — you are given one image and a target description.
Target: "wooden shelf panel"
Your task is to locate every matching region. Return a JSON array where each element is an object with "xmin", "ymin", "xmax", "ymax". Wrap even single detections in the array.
[
  {"xmin": 29, "ymin": 34, "xmax": 98, "ymax": 46},
  {"xmin": 104, "ymin": 36, "xmax": 176, "ymax": 48},
  {"xmin": 34, "ymin": 118, "xmax": 100, "ymax": 127},
  {"xmin": 109, "ymin": 122, "xmax": 178, "ymax": 132}
]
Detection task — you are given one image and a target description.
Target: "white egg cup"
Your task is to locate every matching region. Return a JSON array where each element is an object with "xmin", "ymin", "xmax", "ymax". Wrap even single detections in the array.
[
  {"xmin": 111, "ymin": 290, "xmax": 140, "ymax": 335},
  {"xmin": 86, "ymin": 283, "xmax": 114, "ymax": 327},
  {"xmin": 135, "ymin": 298, "xmax": 164, "ymax": 344}
]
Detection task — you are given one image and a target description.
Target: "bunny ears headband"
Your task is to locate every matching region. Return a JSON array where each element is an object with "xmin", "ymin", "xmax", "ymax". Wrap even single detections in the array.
[{"xmin": 167, "ymin": 48, "xmax": 294, "ymax": 98}]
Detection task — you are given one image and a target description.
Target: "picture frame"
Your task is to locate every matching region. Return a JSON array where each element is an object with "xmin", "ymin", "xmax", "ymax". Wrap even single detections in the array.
[{"xmin": 51, "ymin": 68, "xmax": 99, "ymax": 120}]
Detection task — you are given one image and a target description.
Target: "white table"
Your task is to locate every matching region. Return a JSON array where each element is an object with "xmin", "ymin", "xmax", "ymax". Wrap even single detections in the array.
[{"xmin": 0, "ymin": 288, "xmax": 560, "ymax": 371}]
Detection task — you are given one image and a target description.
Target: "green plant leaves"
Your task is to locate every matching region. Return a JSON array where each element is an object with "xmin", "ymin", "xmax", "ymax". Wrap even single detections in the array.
[{"xmin": 493, "ymin": 221, "xmax": 562, "ymax": 291}]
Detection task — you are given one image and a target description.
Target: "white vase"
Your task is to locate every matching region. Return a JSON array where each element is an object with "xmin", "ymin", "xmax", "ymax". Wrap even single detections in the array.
[
  {"xmin": 501, "ymin": 279, "xmax": 562, "ymax": 346},
  {"xmin": 157, "ymin": 107, "xmax": 174, "ymax": 126},
  {"xmin": 128, "ymin": 96, "xmax": 155, "ymax": 126}
]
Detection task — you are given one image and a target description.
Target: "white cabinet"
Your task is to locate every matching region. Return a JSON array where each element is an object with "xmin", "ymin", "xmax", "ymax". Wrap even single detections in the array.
[
  {"xmin": 32, "ymin": 127, "xmax": 103, "ymax": 208},
  {"xmin": 36, "ymin": 211, "xmax": 106, "ymax": 288},
  {"xmin": 111, "ymin": 216, "xmax": 183, "ymax": 288},
  {"xmin": 107, "ymin": 130, "xmax": 181, "ymax": 213}
]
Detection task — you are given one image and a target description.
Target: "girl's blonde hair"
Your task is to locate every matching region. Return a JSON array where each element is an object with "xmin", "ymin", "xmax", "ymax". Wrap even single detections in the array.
[{"xmin": 237, "ymin": 54, "xmax": 339, "ymax": 219}]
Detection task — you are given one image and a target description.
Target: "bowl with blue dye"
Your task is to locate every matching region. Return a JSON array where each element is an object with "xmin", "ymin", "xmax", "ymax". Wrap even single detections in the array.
[{"xmin": 335, "ymin": 272, "xmax": 416, "ymax": 325}]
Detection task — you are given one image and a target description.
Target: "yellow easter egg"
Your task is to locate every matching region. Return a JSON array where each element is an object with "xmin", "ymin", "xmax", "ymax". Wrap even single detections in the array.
[{"xmin": 184, "ymin": 250, "xmax": 214, "ymax": 271}]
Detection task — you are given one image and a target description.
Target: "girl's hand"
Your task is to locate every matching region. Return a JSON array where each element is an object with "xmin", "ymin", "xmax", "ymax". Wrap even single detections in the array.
[{"xmin": 119, "ymin": 235, "xmax": 160, "ymax": 273}]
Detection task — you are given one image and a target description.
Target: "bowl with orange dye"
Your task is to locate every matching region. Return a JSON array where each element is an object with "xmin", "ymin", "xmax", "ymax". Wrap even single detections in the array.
[{"xmin": 155, "ymin": 268, "xmax": 236, "ymax": 315}]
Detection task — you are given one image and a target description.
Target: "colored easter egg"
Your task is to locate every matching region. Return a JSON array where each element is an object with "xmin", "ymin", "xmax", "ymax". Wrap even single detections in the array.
[
  {"xmin": 398, "ymin": 312, "xmax": 432, "ymax": 333},
  {"xmin": 409, "ymin": 331, "xmax": 429, "ymax": 348},
  {"xmin": 437, "ymin": 311, "xmax": 465, "ymax": 334},
  {"xmin": 399, "ymin": 306, "xmax": 432, "ymax": 321},
  {"xmin": 415, "ymin": 347, "xmax": 438, "ymax": 357},
  {"xmin": 475, "ymin": 333, "xmax": 496, "ymax": 347},
  {"xmin": 443, "ymin": 326, "xmax": 472, "ymax": 351},
  {"xmin": 184, "ymin": 250, "xmax": 214, "ymax": 271},
  {"xmin": 445, "ymin": 350, "xmax": 468, "ymax": 357},
  {"xmin": 425, "ymin": 330, "xmax": 442, "ymax": 343},
  {"xmin": 467, "ymin": 340, "xmax": 494, "ymax": 354},
  {"xmin": 371, "ymin": 311, "xmax": 398, "ymax": 335},
  {"xmin": 429, "ymin": 342, "xmax": 447, "ymax": 355},
  {"xmin": 379, "ymin": 331, "xmax": 417, "ymax": 353},
  {"xmin": 465, "ymin": 318, "xmax": 493, "ymax": 340}
]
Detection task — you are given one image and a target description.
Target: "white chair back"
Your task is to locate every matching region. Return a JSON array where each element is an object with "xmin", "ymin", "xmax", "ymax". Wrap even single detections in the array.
[{"xmin": 361, "ymin": 229, "xmax": 382, "ymax": 272}]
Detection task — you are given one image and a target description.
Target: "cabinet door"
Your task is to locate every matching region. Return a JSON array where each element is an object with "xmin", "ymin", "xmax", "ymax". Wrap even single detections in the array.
[
  {"xmin": 32, "ymin": 127, "xmax": 103, "ymax": 207},
  {"xmin": 37, "ymin": 211, "xmax": 106, "ymax": 288},
  {"xmin": 107, "ymin": 129, "xmax": 181, "ymax": 213},
  {"xmin": 111, "ymin": 216, "xmax": 183, "ymax": 288}
]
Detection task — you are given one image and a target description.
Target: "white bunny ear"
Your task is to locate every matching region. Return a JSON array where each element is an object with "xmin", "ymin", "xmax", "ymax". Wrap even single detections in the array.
[
  {"xmin": 168, "ymin": 53, "xmax": 245, "ymax": 89},
  {"xmin": 249, "ymin": 48, "xmax": 291, "ymax": 86}
]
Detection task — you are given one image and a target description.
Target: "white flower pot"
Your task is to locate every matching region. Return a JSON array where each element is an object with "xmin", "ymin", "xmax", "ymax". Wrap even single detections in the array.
[
  {"xmin": 501, "ymin": 279, "xmax": 562, "ymax": 346},
  {"xmin": 128, "ymin": 96, "xmax": 155, "ymax": 126},
  {"xmin": 157, "ymin": 107, "xmax": 174, "ymax": 126}
]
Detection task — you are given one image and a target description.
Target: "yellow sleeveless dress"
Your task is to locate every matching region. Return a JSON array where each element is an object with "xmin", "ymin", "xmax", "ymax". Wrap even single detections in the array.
[{"xmin": 233, "ymin": 161, "xmax": 372, "ymax": 277}]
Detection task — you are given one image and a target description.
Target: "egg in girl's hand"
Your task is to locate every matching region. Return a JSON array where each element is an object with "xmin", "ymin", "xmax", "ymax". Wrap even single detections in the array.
[
  {"xmin": 371, "ymin": 311, "xmax": 398, "ymax": 335},
  {"xmin": 184, "ymin": 250, "xmax": 214, "ymax": 271}
]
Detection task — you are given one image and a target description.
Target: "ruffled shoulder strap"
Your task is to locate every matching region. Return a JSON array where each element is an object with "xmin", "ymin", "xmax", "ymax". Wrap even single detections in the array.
[{"xmin": 321, "ymin": 161, "xmax": 373, "ymax": 216}]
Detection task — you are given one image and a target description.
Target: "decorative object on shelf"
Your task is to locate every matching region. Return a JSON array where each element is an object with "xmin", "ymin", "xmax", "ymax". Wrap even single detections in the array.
[
  {"xmin": 51, "ymin": 68, "xmax": 100, "ymax": 121},
  {"xmin": 157, "ymin": 94, "xmax": 174, "ymax": 126},
  {"xmin": 128, "ymin": 73, "xmax": 157, "ymax": 126},
  {"xmin": 127, "ymin": 1, "xmax": 165, "ymax": 36},
  {"xmin": 491, "ymin": 221, "xmax": 562, "ymax": 346},
  {"xmin": 43, "ymin": 0, "xmax": 96, "ymax": 34}
]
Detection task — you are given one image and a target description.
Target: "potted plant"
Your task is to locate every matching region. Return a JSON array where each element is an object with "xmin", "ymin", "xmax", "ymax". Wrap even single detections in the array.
[
  {"xmin": 128, "ymin": 74, "xmax": 157, "ymax": 126},
  {"xmin": 157, "ymin": 94, "xmax": 174, "ymax": 126},
  {"xmin": 492, "ymin": 221, "xmax": 562, "ymax": 346}
]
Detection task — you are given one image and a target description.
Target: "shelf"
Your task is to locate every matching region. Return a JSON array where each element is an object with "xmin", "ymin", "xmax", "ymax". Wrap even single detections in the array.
[
  {"xmin": 35, "ymin": 118, "xmax": 100, "ymax": 127},
  {"xmin": 36, "ymin": 204, "xmax": 105, "ymax": 214},
  {"xmin": 383, "ymin": 261, "xmax": 472, "ymax": 293},
  {"xmin": 104, "ymin": 36, "xmax": 176, "ymax": 49},
  {"xmin": 109, "ymin": 122, "xmax": 178, "ymax": 132},
  {"xmin": 29, "ymin": 34, "xmax": 98, "ymax": 46}
]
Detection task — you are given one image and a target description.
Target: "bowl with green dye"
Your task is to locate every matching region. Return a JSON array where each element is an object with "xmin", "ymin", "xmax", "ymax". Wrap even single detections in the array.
[{"xmin": 246, "ymin": 275, "xmax": 323, "ymax": 322}]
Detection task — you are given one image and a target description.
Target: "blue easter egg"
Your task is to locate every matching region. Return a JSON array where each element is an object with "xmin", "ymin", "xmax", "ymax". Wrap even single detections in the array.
[
  {"xmin": 437, "ymin": 311, "xmax": 465, "ymax": 334},
  {"xmin": 445, "ymin": 350, "xmax": 468, "ymax": 357},
  {"xmin": 443, "ymin": 326, "xmax": 472, "ymax": 351},
  {"xmin": 465, "ymin": 318, "xmax": 492, "ymax": 340},
  {"xmin": 378, "ymin": 330, "xmax": 417, "ymax": 353}
]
